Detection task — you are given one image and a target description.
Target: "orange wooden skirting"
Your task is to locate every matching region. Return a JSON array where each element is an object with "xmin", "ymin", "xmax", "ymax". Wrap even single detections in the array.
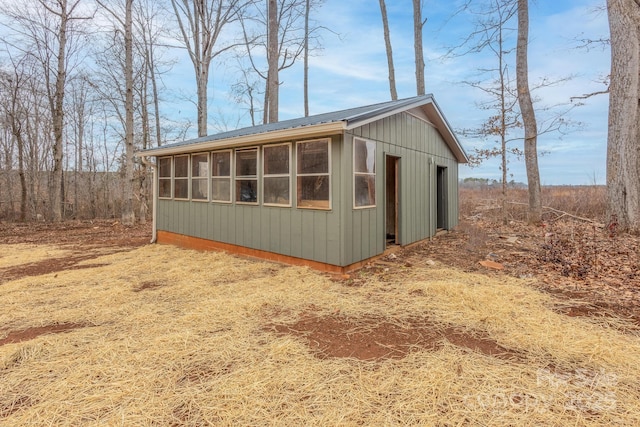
[{"xmin": 156, "ymin": 230, "xmax": 372, "ymax": 274}]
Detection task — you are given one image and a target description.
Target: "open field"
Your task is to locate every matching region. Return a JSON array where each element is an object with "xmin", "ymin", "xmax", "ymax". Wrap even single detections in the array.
[{"xmin": 2, "ymin": 208, "xmax": 640, "ymax": 425}]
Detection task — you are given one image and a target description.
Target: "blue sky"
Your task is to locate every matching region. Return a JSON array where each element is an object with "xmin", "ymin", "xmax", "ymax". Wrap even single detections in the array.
[{"xmin": 165, "ymin": 0, "xmax": 610, "ymax": 185}]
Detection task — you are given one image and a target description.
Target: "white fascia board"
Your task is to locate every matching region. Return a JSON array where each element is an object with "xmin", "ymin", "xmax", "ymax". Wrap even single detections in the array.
[
  {"xmin": 343, "ymin": 98, "xmax": 434, "ymax": 131},
  {"xmin": 136, "ymin": 121, "xmax": 346, "ymax": 157}
]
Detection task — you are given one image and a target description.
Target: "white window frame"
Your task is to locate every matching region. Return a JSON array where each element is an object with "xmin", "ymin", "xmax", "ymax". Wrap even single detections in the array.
[
  {"xmin": 353, "ymin": 137, "xmax": 376, "ymax": 209},
  {"xmin": 173, "ymin": 154, "xmax": 190, "ymax": 200},
  {"xmin": 234, "ymin": 147, "xmax": 259, "ymax": 205},
  {"xmin": 263, "ymin": 143, "xmax": 292, "ymax": 207},
  {"xmin": 296, "ymin": 138, "xmax": 331, "ymax": 210},
  {"xmin": 190, "ymin": 152, "xmax": 209, "ymax": 201},
  {"xmin": 158, "ymin": 156, "xmax": 173, "ymax": 199},
  {"xmin": 210, "ymin": 149, "xmax": 232, "ymax": 203}
]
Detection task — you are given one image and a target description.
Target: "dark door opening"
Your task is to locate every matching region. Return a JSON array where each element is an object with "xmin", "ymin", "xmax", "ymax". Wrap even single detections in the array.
[
  {"xmin": 436, "ymin": 166, "xmax": 448, "ymax": 230},
  {"xmin": 386, "ymin": 156, "xmax": 400, "ymax": 247}
]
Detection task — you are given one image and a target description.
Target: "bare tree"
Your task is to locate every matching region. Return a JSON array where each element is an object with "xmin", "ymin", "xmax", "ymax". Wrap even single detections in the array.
[
  {"xmin": 95, "ymin": 0, "xmax": 136, "ymax": 225},
  {"xmin": 456, "ymin": 0, "xmax": 519, "ymax": 224},
  {"xmin": 240, "ymin": 0, "xmax": 309, "ymax": 124},
  {"xmin": 1, "ymin": 61, "xmax": 29, "ymax": 221},
  {"xmin": 452, "ymin": 0, "xmax": 576, "ymax": 223},
  {"xmin": 413, "ymin": 0, "xmax": 426, "ymax": 95},
  {"xmin": 303, "ymin": 0, "xmax": 310, "ymax": 115},
  {"xmin": 379, "ymin": 0, "xmax": 397, "ymax": 100},
  {"xmin": 516, "ymin": 0, "xmax": 541, "ymax": 224},
  {"xmin": 606, "ymin": 0, "xmax": 640, "ymax": 234},
  {"xmin": 170, "ymin": 0, "xmax": 248, "ymax": 136},
  {"xmin": 135, "ymin": 0, "xmax": 172, "ymax": 148},
  {"xmin": 231, "ymin": 61, "xmax": 262, "ymax": 125},
  {"xmin": 266, "ymin": 0, "xmax": 279, "ymax": 123},
  {"xmin": 2, "ymin": 0, "xmax": 88, "ymax": 220}
]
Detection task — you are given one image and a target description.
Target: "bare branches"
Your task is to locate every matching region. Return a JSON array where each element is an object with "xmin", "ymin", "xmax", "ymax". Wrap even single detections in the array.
[
  {"xmin": 570, "ymin": 89, "xmax": 609, "ymax": 102},
  {"xmin": 169, "ymin": 0, "xmax": 251, "ymax": 135}
]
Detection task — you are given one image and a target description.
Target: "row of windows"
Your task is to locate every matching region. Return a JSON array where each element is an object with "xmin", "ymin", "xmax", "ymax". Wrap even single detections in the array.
[{"xmin": 157, "ymin": 138, "xmax": 376, "ymax": 209}]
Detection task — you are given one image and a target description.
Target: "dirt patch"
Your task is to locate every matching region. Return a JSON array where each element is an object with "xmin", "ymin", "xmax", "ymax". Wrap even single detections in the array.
[
  {"xmin": 0, "ymin": 220, "xmax": 151, "ymax": 283},
  {"xmin": 0, "ymin": 253, "xmax": 116, "ymax": 283},
  {"xmin": 0, "ymin": 219, "xmax": 151, "ymax": 247},
  {"xmin": 269, "ymin": 313, "xmax": 522, "ymax": 362},
  {"xmin": 0, "ymin": 323, "xmax": 86, "ymax": 347}
]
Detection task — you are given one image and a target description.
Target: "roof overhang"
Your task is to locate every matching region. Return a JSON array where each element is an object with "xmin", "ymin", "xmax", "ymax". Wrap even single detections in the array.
[
  {"xmin": 422, "ymin": 101, "xmax": 469, "ymax": 164},
  {"xmin": 137, "ymin": 121, "xmax": 346, "ymax": 157},
  {"xmin": 137, "ymin": 94, "xmax": 468, "ymax": 164},
  {"xmin": 344, "ymin": 95, "xmax": 468, "ymax": 163}
]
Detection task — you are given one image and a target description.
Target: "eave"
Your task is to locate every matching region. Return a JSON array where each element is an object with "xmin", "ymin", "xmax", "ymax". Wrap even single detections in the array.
[{"xmin": 136, "ymin": 121, "xmax": 346, "ymax": 157}]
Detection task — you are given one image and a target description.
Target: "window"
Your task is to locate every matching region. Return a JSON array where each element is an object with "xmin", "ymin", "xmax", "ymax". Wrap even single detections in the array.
[
  {"xmin": 158, "ymin": 157, "xmax": 172, "ymax": 198},
  {"xmin": 235, "ymin": 148, "xmax": 258, "ymax": 204},
  {"xmin": 174, "ymin": 155, "xmax": 189, "ymax": 199},
  {"xmin": 354, "ymin": 138, "xmax": 376, "ymax": 208},
  {"xmin": 297, "ymin": 139, "xmax": 330, "ymax": 209},
  {"xmin": 211, "ymin": 151, "xmax": 231, "ymax": 202},
  {"xmin": 263, "ymin": 144, "xmax": 291, "ymax": 206},
  {"xmin": 191, "ymin": 153, "xmax": 209, "ymax": 201}
]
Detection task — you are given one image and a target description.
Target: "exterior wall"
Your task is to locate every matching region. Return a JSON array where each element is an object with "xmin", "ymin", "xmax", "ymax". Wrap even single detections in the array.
[
  {"xmin": 157, "ymin": 135, "xmax": 346, "ymax": 266},
  {"xmin": 156, "ymin": 111, "xmax": 460, "ymax": 268},
  {"xmin": 344, "ymin": 111, "xmax": 459, "ymax": 265}
]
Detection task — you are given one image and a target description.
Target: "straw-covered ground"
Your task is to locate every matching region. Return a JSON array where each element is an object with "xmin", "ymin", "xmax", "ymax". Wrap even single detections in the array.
[{"xmin": 1, "ymin": 217, "xmax": 640, "ymax": 425}]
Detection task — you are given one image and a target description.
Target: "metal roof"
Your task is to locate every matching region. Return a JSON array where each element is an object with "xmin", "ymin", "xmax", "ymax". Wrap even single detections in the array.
[{"xmin": 138, "ymin": 94, "xmax": 468, "ymax": 162}]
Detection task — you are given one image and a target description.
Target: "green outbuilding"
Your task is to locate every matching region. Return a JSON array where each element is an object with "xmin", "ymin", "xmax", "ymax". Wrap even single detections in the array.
[{"xmin": 138, "ymin": 94, "xmax": 468, "ymax": 273}]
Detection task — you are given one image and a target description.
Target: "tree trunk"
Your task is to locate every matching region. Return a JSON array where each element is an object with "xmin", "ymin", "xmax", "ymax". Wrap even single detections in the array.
[
  {"xmin": 196, "ymin": 68, "xmax": 209, "ymax": 136},
  {"xmin": 497, "ymin": 12, "xmax": 508, "ymax": 225},
  {"xmin": 16, "ymin": 132, "xmax": 27, "ymax": 221},
  {"xmin": 413, "ymin": 0, "xmax": 425, "ymax": 96},
  {"xmin": 121, "ymin": 0, "xmax": 136, "ymax": 226},
  {"xmin": 149, "ymin": 48, "xmax": 162, "ymax": 147},
  {"xmin": 304, "ymin": 0, "xmax": 310, "ymax": 116},
  {"xmin": 266, "ymin": 0, "xmax": 279, "ymax": 123},
  {"xmin": 606, "ymin": 0, "xmax": 640, "ymax": 234},
  {"xmin": 379, "ymin": 0, "xmax": 397, "ymax": 100},
  {"xmin": 516, "ymin": 0, "xmax": 542, "ymax": 225},
  {"xmin": 51, "ymin": 1, "xmax": 69, "ymax": 222}
]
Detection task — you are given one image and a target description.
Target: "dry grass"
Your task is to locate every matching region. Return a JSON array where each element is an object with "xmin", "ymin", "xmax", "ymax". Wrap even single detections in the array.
[
  {"xmin": 2, "ymin": 244, "xmax": 640, "ymax": 425},
  {"xmin": 460, "ymin": 186, "xmax": 608, "ymax": 223}
]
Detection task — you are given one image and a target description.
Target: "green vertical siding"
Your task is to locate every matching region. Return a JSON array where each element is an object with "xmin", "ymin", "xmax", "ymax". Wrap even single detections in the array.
[
  {"xmin": 342, "ymin": 111, "xmax": 460, "ymax": 265},
  {"xmin": 157, "ymin": 136, "xmax": 344, "ymax": 266},
  {"xmin": 157, "ymin": 113, "xmax": 460, "ymax": 267}
]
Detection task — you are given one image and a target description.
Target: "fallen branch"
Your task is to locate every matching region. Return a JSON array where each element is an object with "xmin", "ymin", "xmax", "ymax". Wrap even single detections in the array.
[{"xmin": 504, "ymin": 201, "xmax": 605, "ymax": 227}]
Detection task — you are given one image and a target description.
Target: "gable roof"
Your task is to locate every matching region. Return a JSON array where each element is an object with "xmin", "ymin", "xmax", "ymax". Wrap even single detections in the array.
[{"xmin": 138, "ymin": 94, "xmax": 468, "ymax": 163}]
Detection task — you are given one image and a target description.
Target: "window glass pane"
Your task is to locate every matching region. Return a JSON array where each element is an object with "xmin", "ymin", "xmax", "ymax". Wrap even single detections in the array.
[
  {"xmin": 236, "ymin": 150, "xmax": 257, "ymax": 176},
  {"xmin": 212, "ymin": 152, "xmax": 230, "ymax": 177},
  {"xmin": 174, "ymin": 179, "xmax": 188, "ymax": 199},
  {"xmin": 191, "ymin": 154, "xmax": 208, "ymax": 177},
  {"xmin": 297, "ymin": 140, "xmax": 328, "ymax": 174},
  {"xmin": 354, "ymin": 175, "xmax": 376, "ymax": 207},
  {"xmin": 212, "ymin": 178, "xmax": 231, "ymax": 202},
  {"xmin": 159, "ymin": 157, "xmax": 171, "ymax": 178},
  {"xmin": 264, "ymin": 145, "xmax": 289, "ymax": 175},
  {"xmin": 236, "ymin": 179, "xmax": 257, "ymax": 203},
  {"xmin": 159, "ymin": 179, "xmax": 171, "ymax": 198},
  {"xmin": 174, "ymin": 156, "xmax": 189, "ymax": 178},
  {"xmin": 354, "ymin": 139, "xmax": 376, "ymax": 173},
  {"xmin": 264, "ymin": 177, "xmax": 290, "ymax": 205},
  {"xmin": 297, "ymin": 176, "xmax": 329, "ymax": 208},
  {"xmin": 191, "ymin": 179, "xmax": 207, "ymax": 200}
]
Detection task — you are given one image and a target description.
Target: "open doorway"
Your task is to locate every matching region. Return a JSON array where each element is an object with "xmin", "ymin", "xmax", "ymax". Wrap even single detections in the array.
[
  {"xmin": 436, "ymin": 166, "xmax": 448, "ymax": 230},
  {"xmin": 386, "ymin": 156, "xmax": 400, "ymax": 247}
]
